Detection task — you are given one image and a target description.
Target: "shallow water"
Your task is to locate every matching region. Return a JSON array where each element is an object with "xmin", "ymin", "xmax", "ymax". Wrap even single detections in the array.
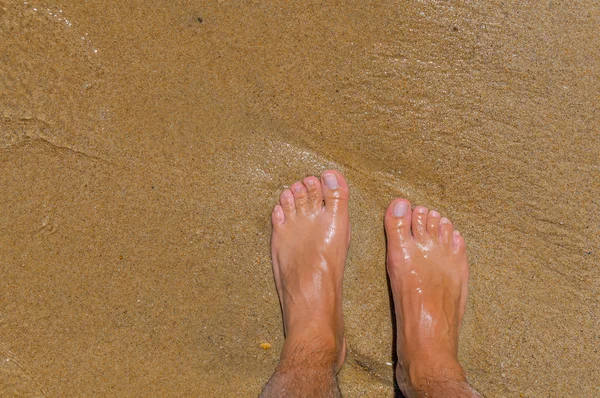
[{"xmin": 1, "ymin": 0, "xmax": 599, "ymax": 396}]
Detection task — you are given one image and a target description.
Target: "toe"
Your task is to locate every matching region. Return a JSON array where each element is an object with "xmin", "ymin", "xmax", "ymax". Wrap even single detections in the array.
[
  {"xmin": 279, "ymin": 189, "xmax": 296, "ymax": 219},
  {"xmin": 439, "ymin": 217, "xmax": 454, "ymax": 247},
  {"xmin": 427, "ymin": 210, "xmax": 441, "ymax": 239},
  {"xmin": 272, "ymin": 204, "xmax": 285, "ymax": 229},
  {"xmin": 411, "ymin": 206, "xmax": 429, "ymax": 243},
  {"xmin": 291, "ymin": 181, "xmax": 308, "ymax": 215},
  {"xmin": 385, "ymin": 198, "xmax": 412, "ymax": 242},
  {"xmin": 321, "ymin": 170, "xmax": 349, "ymax": 214},
  {"xmin": 453, "ymin": 230, "xmax": 465, "ymax": 254},
  {"xmin": 304, "ymin": 176, "xmax": 324, "ymax": 210}
]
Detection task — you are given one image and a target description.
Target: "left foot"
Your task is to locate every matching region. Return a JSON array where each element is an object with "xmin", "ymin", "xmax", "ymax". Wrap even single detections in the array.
[
  {"xmin": 270, "ymin": 170, "xmax": 350, "ymax": 372},
  {"xmin": 385, "ymin": 199, "xmax": 471, "ymax": 396}
]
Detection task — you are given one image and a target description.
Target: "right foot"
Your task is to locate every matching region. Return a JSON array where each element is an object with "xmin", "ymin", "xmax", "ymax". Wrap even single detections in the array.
[
  {"xmin": 270, "ymin": 170, "xmax": 350, "ymax": 372},
  {"xmin": 385, "ymin": 199, "xmax": 471, "ymax": 396}
]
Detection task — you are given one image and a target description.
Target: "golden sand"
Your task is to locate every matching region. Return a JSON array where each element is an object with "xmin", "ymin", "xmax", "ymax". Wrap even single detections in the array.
[{"xmin": 1, "ymin": 1, "xmax": 599, "ymax": 396}]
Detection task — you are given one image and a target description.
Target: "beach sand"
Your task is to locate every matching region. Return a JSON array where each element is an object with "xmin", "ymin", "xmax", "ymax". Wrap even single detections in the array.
[{"xmin": 1, "ymin": 0, "xmax": 599, "ymax": 396}]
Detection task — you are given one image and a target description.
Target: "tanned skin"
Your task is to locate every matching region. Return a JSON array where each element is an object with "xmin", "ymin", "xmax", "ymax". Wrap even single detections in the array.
[{"xmin": 261, "ymin": 170, "xmax": 480, "ymax": 397}]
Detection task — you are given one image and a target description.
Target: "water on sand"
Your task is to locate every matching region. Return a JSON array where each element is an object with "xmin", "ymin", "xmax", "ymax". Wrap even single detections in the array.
[{"xmin": 1, "ymin": 1, "xmax": 599, "ymax": 396}]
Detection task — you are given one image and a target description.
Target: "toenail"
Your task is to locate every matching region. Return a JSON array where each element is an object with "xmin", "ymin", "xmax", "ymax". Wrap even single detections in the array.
[
  {"xmin": 323, "ymin": 173, "xmax": 339, "ymax": 190},
  {"xmin": 430, "ymin": 210, "xmax": 440, "ymax": 218},
  {"xmin": 440, "ymin": 217, "xmax": 450, "ymax": 224},
  {"xmin": 292, "ymin": 184, "xmax": 303, "ymax": 193},
  {"xmin": 393, "ymin": 202, "xmax": 408, "ymax": 217},
  {"xmin": 454, "ymin": 230, "xmax": 460, "ymax": 236},
  {"xmin": 306, "ymin": 179, "xmax": 315, "ymax": 186},
  {"xmin": 417, "ymin": 207, "xmax": 427, "ymax": 214}
]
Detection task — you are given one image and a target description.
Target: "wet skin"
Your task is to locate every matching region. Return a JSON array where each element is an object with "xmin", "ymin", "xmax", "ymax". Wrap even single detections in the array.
[
  {"xmin": 385, "ymin": 199, "xmax": 470, "ymax": 396},
  {"xmin": 270, "ymin": 170, "xmax": 350, "ymax": 372},
  {"xmin": 267, "ymin": 170, "xmax": 475, "ymax": 396}
]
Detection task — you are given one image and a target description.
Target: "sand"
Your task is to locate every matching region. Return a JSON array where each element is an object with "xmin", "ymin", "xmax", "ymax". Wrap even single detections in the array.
[{"xmin": 1, "ymin": 0, "xmax": 599, "ymax": 396}]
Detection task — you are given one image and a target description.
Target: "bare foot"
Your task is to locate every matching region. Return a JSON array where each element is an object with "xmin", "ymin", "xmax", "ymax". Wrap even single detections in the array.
[
  {"xmin": 270, "ymin": 170, "xmax": 350, "ymax": 373},
  {"xmin": 385, "ymin": 199, "xmax": 479, "ymax": 397}
]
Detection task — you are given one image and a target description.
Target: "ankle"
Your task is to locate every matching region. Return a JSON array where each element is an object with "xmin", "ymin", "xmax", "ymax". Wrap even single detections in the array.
[
  {"xmin": 279, "ymin": 333, "xmax": 338, "ymax": 371},
  {"xmin": 398, "ymin": 353, "xmax": 466, "ymax": 394},
  {"xmin": 285, "ymin": 318, "xmax": 340, "ymax": 349}
]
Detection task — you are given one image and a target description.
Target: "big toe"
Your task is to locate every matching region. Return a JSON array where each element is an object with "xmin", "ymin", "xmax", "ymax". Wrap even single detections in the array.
[
  {"xmin": 320, "ymin": 170, "xmax": 349, "ymax": 215},
  {"xmin": 385, "ymin": 198, "xmax": 412, "ymax": 243}
]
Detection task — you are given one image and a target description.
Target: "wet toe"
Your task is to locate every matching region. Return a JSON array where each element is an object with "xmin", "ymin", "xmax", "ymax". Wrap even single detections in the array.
[
  {"xmin": 304, "ymin": 176, "xmax": 324, "ymax": 211},
  {"xmin": 385, "ymin": 198, "xmax": 412, "ymax": 242},
  {"xmin": 439, "ymin": 217, "xmax": 453, "ymax": 247},
  {"xmin": 427, "ymin": 210, "xmax": 441, "ymax": 239},
  {"xmin": 411, "ymin": 206, "xmax": 429, "ymax": 243},
  {"xmin": 272, "ymin": 204, "xmax": 284, "ymax": 228},
  {"xmin": 291, "ymin": 181, "xmax": 308, "ymax": 215},
  {"xmin": 279, "ymin": 189, "xmax": 296, "ymax": 219},
  {"xmin": 453, "ymin": 230, "xmax": 465, "ymax": 253},
  {"xmin": 321, "ymin": 170, "xmax": 349, "ymax": 214}
]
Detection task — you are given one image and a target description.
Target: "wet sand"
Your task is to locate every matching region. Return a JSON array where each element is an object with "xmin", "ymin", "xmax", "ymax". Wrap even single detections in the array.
[{"xmin": 1, "ymin": 0, "xmax": 599, "ymax": 396}]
